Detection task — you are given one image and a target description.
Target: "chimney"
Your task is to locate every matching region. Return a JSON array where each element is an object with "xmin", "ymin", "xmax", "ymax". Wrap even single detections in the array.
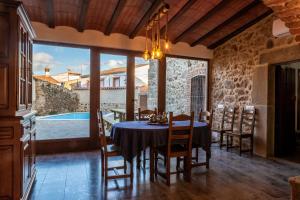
[{"xmin": 45, "ymin": 67, "xmax": 50, "ymax": 76}]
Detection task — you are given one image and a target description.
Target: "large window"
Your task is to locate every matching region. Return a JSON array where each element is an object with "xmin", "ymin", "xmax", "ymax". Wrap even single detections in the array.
[
  {"xmin": 134, "ymin": 57, "xmax": 158, "ymax": 111},
  {"xmin": 32, "ymin": 44, "xmax": 90, "ymax": 140},
  {"xmin": 166, "ymin": 57, "xmax": 208, "ymax": 116},
  {"xmin": 100, "ymin": 54, "xmax": 127, "ymax": 124}
]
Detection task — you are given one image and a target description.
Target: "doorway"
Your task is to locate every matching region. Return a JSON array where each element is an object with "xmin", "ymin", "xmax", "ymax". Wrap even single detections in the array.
[{"xmin": 275, "ymin": 62, "xmax": 300, "ymax": 162}]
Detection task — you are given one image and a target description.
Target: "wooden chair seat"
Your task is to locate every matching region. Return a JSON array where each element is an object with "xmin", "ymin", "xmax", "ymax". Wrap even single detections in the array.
[
  {"xmin": 103, "ymin": 145, "xmax": 121, "ymax": 157},
  {"xmin": 226, "ymin": 131, "xmax": 253, "ymax": 137}
]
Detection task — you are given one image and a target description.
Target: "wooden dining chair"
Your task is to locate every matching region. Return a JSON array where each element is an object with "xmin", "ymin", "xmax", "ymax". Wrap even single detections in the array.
[
  {"xmin": 225, "ymin": 106, "xmax": 256, "ymax": 156},
  {"xmin": 211, "ymin": 104, "xmax": 225, "ymax": 148},
  {"xmin": 137, "ymin": 108, "xmax": 157, "ymax": 170},
  {"xmin": 192, "ymin": 109, "xmax": 213, "ymax": 169},
  {"xmin": 153, "ymin": 112, "xmax": 194, "ymax": 186},
  {"xmin": 97, "ymin": 111, "xmax": 133, "ymax": 187},
  {"xmin": 212, "ymin": 105, "xmax": 236, "ymax": 148}
]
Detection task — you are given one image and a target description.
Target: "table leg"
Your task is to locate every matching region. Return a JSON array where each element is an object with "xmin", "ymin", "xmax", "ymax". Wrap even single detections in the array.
[
  {"xmin": 150, "ymin": 146, "xmax": 154, "ymax": 182},
  {"xmin": 137, "ymin": 151, "xmax": 141, "ymax": 169}
]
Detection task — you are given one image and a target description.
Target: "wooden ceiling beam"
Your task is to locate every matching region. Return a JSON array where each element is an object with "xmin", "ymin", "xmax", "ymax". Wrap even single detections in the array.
[
  {"xmin": 47, "ymin": 0, "xmax": 54, "ymax": 28},
  {"xmin": 78, "ymin": 0, "xmax": 90, "ymax": 32},
  {"xmin": 104, "ymin": 0, "xmax": 127, "ymax": 35},
  {"xmin": 160, "ymin": 0, "xmax": 197, "ymax": 36},
  {"xmin": 191, "ymin": 0, "xmax": 261, "ymax": 47},
  {"xmin": 173, "ymin": 0, "xmax": 229, "ymax": 44},
  {"xmin": 129, "ymin": 0, "xmax": 162, "ymax": 39},
  {"xmin": 208, "ymin": 9, "xmax": 273, "ymax": 49}
]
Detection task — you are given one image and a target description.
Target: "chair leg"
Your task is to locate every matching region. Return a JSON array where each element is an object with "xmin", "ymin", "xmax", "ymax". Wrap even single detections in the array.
[
  {"xmin": 143, "ymin": 149, "xmax": 146, "ymax": 169},
  {"xmin": 184, "ymin": 156, "xmax": 191, "ymax": 182},
  {"xmin": 130, "ymin": 159, "xmax": 134, "ymax": 185},
  {"xmin": 250, "ymin": 135, "xmax": 254, "ymax": 156},
  {"xmin": 220, "ymin": 132, "xmax": 223, "ymax": 149},
  {"xmin": 166, "ymin": 157, "xmax": 170, "ymax": 186},
  {"xmin": 195, "ymin": 148, "xmax": 199, "ymax": 162},
  {"xmin": 154, "ymin": 151, "xmax": 158, "ymax": 178},
  {"xmin": 105, "ymin": 156, "xmax": 108, "ymax": 187},
  {"xmin": 137, "ymin": 151, "xmax": 141, "ymax": 169},
  {"xmin": 124, "ymin": 158, "xmax": 127, "ymax": 174},
  {"xmin": 150, "ymin": 147, "xmax": 155, "ymax": 182},
  {"xmin": 226, "ymin": 134, "xmax": 229, "ymax": 151},
  {"xmin": 206, "ymin": 148, "xmax": 210, "ymax": 169},
  {"xmin": 239, "ymin": 137, "xmax": 242, "ymax": 156},
  {"xmin": 176, "ymin": 157, "xmax": 180, "ymax": 171},
  {"xmin": 101, "ymin": 151, "xmax": 104, "ymax": 177}
]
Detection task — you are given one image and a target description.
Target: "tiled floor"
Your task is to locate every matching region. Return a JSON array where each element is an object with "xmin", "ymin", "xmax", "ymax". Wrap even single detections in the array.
[{"xmin": 29, "ymin": 145, "xmax": 300, "ymax": 200}]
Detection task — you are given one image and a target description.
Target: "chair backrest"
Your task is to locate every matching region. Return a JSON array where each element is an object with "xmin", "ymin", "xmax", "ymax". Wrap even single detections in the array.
[
  {"xmin": 199, "ymin": 110, "xmax": 213, "ymax": 128},
  {"xmin": 212, "ymin": 104, "xmax": 225, "ymax": 129},
  {"xmin": 239, "ymin": 106, "xmax": 256, "ymax": 134},
  {"xmin": 138, "ymin": 108, "xmax": 157, "ymax": 121},
  {"xmin": 222, "ymin": 107, "xmax": 235, "ymax": 130},
  {"xmin": 97, "ymin": 110, "xmax": 107, "ymax": 151},
  {"xmin": 168, "ymin": 112, "xmax": 194, "ymax": 154}
]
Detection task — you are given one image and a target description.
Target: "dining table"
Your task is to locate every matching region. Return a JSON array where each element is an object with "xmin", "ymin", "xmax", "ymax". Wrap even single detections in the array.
[{"xmin": 110, "ymin": 120, "xmax": 211, "ymax": 181}]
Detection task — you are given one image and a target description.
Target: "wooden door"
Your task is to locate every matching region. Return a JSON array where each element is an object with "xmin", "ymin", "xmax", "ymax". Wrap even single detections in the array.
[{"xmin": 275, "ymin": 66, "xmax": 296, "ymax": 157}]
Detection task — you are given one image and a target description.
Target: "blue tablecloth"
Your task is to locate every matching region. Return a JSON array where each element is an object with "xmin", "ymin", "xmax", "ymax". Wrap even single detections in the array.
[{"xmin": 111, "ymin": 121, "xmax": 211, "ymax": 161}]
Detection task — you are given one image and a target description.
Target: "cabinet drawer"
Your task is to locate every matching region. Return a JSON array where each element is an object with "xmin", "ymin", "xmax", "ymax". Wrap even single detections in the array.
[{"xmin": 0, "ymin": 127, "xmax": 14, "ymax": 140}]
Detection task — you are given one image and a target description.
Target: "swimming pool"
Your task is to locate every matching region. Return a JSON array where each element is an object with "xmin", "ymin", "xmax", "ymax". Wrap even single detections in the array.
[{"xmin": 39, "ymin": 112, "xmax": 90, "ymax": 120}]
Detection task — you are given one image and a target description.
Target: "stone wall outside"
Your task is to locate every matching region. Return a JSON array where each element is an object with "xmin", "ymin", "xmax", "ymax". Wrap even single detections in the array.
[
  {"xmin": 33, "ymin": 80, "xmax": 80, "ymax": 115},
  {"xmin": 166, "ymin": 57, "xmax": 208, "ymax": 115},
  {"xmin": 147, "ymin": 60, "xmax": 158, "ymax": 110}
]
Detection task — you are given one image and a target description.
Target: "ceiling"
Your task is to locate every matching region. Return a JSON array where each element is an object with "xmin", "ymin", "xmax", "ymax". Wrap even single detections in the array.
[{"xmin": 20, "ymin": 0, "xmax": 272, "ymax": 49}]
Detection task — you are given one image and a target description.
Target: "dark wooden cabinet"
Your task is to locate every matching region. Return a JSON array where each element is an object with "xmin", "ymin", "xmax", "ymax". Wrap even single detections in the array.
[{"xmin": 0, "ymin": 1, "xmax": 36, "ymax": 200}]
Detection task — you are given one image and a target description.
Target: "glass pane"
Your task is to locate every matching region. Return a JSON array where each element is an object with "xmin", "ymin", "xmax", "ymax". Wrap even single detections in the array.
[
  {"xmin": 99, "ymin": 54, "xmax": 127, "ymax": 133},
  {"xmin": 134, "ymin": 57, "xmax": 158, "ymax": 112},
  {"xmin": 166, "ymin": 57, "xmax": 208, "ymax": 116},
  {"xmin": 32, "ymin": 44, "xmax": 90, "ymax": 140}
]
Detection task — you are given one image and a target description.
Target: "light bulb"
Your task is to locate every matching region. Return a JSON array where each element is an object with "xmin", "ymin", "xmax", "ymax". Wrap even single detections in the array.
[
  {"xmin": 142, "ymin": 50, "xmax": 150, "ymax": 61},
  {"xmin": 151, "ymin": 50, "xmax": 156, "ymax": 59},
  {"xmin": 155, "ymin": 48, "xmax": 163, "ymax": 59},
  {"xmin": 164, "ymin": 39, "xmax": 170, "ymax": 50}
]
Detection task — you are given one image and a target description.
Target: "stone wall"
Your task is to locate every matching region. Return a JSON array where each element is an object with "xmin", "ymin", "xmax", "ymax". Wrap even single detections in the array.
[
  {"xmin": 211, "ymin": 14, "xmax": 297, "ymax": 156},
  {"xmin": 211, "ymin": 14, "xmax": 296, "ymax": 111},
  {"xmin": 33, "ymin": 80, "xmax": 80, "ymax": 115},
  {"xmin": 147, "ymin": 58, "xmax": 208, "ymax": 115},
  {"xmin": 166, "ymin": 57, "xmax": 208, "ymax": 115},
  {"xmin": 147, "ymin": 60, "xmax": 158, "ymax": 110}
]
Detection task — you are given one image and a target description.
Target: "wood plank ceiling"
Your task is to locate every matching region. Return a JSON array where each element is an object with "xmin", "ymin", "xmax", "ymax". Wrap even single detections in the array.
[{"xmin": 21, "ymin": 0, "xmax": 272, "ymax": 49}]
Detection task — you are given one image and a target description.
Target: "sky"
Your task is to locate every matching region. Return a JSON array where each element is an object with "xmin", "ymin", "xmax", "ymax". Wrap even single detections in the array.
[{"xmin": 33, "ymin": 44, "xmax": 148, "ymax": 76}]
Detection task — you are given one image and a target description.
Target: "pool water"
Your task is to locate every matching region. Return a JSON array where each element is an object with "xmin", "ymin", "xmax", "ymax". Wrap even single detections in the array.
[{"xmin": 39, "ymin": 112, "xmax": 90, "ymax": 120}]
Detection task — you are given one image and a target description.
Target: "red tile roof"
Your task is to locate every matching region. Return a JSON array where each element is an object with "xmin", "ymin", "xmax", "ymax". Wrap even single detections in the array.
[{"xmin": 33, "ymin": 75, "xmax": 60, "ymax": 84}]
